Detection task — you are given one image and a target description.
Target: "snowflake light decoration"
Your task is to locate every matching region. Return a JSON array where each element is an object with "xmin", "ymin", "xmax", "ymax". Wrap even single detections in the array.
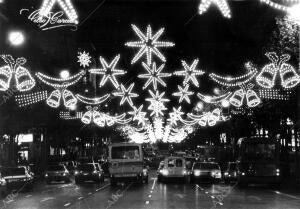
[
  {"xmin": 89, "ymin": 55, "xmax": 125, "ymax": 89},
  {"xmin": 113, "ymin": 83, "xmax": 138, "ymax": 106},
  {"xmin": 128, "ymin": 105, "xmax": 148, "ymax": 125},
  {"xmin": 138, "ymin": 62, "xmax": 171, "ymax": 90},
  {"xmin": 77, "ymin": 51, "xmax": 91, "ymax": 68},
  {"xmin": 174, "ymin": 59, "xmax": 205, "ymax": 87},
  {"xmin": 125, "ymin": 24, "xmax": 175, "ymax": 65},
  {"xmin": 198, "ymin": 0, "xmax": 231, "ymax": 18},
  {"xmin": 172, "ymin": 84, "xmax": 194, "ymax": 104},
  {"xmin": 146, "ymin": 90, "xmax": 169, "ymax": 117},
  {"xmin": 167, "ymin": 106, "xmax": 184, "ymax": 126}
]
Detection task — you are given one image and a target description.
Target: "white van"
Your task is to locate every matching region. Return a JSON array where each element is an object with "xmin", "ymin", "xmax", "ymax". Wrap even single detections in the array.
[{"xmin": 108, "ymin": 143, "xmax": 148, "ymax": 185}]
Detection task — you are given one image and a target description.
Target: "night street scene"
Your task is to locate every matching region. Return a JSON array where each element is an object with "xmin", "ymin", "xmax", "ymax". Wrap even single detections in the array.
[{"xmin": 0, "ymin": 0, "xmax": 300, "ymax": 209}]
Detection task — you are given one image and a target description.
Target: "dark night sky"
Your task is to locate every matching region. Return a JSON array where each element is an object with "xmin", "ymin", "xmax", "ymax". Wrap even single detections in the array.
[{"xmin": 0, "ymin": 0, "xmax": 289, "ymax": 134}]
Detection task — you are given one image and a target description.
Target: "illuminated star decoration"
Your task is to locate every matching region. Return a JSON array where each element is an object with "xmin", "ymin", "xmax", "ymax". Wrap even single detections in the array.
[
  {"xmin": 167, "ymin": 106, "xmax": 184, "ymax": 126},
  {"xmin": 89, "ymin": 55, "xmax": 125, "ymax": 89},
  {"xmin": 128, "ymin": 105, "xmax": 148, "ymax": 125},
  {"xmin": 125, "ymin": 24, "xmax": 175, "ymax": 65},
  {"xmin": 174, "ymin": 59, "xmax": 205, "ymax": 87},
  {"xmin": 172, "ymin": 84, "xmax": 194, "ymax": 104},
  {"xmin": 198, "ymin": 0, "xmax": 231, "ymax": 18},
  {"xmin": 146, "ymin": 90, "xmax": 170, "ymax": 117},
  {"xmin": 138, "ymin": 62, "xmax": 171, "ymax": 90},
  {"xmin": 113, "ymin": 83, "xmax": 138, "ymax": 106},
  {"xmin": 39, "ymin": 0, "xmax": 79, "ymax": 24},
  {"xmin": 77, "ymin": 51, "xmax": 91, "ymax": 68}
]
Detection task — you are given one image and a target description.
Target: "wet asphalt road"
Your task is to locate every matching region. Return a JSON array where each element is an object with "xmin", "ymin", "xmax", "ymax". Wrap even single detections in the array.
[{"xmin": 1, "ymin": 171, "xmax": 300, "ymax": 209}]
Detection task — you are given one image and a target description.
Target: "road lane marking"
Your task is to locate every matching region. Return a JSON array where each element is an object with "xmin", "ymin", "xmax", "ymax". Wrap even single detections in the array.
[
  {"xmin": 64, "ymin": 202, "xmax": 71, "ymax": 207},
  {"xmin": 273, "ymin": 190, "xmax": 300, "ymax": 200},
  {"xmin": 78, "ymin": 197, "xmax": 83, "ymax": 200},
  {"xmin": 41, "ymin": 197, "xmax": 55, "ymax": 202},
  {"xmin": 25, "ymin": 195, "xmax": 32, "ymax": 198},
  {"xmin": 145, "ymin": 201, "xmax": 149, "ymax": 205},
  {"xmin": 151, "ymin": 178, "xmax": 157, "ymax": 190},
  {"xmin": 96, "ymin": 183, "xmax": 110, "ymax": 192}
]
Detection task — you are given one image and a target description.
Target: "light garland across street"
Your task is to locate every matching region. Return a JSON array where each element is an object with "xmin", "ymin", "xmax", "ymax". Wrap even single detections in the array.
[
  {"xmin": 75, "ymin": 94, "xmax": 110, "ymax": 105},
  {"xmin": 15, "ymin": 91, "xmax": 48, "ymax": 107}
]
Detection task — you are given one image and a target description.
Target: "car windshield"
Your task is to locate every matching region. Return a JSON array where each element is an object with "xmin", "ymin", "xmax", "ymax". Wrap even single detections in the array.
[
  {"xmin": 47, "ymin": 165, "xmax": 64, "ymax": 171},
  {"xmin": 194, "ymin": 163, "xmax": 219, "ymax": 170},
  {"xmin": 1, "ymin": 168, "xmax": 26, "ymax": 176},
  {"xmin": 243, "ymin": 143, "xmax": 275, "ymax": 160},
  {"xmin": 78, "ymin": 164, "xmax": 94, "ymax": 172},
  {"xmin": 111, "ymin": 146, "xmax": 140, "ymax": 159}
]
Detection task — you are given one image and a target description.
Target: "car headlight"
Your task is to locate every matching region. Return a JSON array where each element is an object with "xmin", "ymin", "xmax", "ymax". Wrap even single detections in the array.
[
  {"xmin": 241, "ymin": 172, "xmax": 245, "ymax": 176},
  {"xmin": 224, "ymin": 172, "xmax": 228, "ymax": 176},
  {"xmin": 45, "ymin": 173, "xmax": 48, "ymax": 177},
  {"xmin": 194, "ymin": 170, "xmax": 201, "ymax": 176},
  {"xmin": 74, "ymin": 171, "xmax": 79, "ymax": 175},
  {"xmin": 276, "ymin": 169, "xmax": 280, "ymax": 176},
  {"xmin": 161, "ymin": 169, "xmax": 169, "ymax": 176}
]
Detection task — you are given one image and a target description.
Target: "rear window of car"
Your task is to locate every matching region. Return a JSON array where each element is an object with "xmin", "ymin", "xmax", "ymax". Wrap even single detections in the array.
[
  {"xmin": 47, "ymin": 165, "xmax": 64, "ymax": 171},
  {"xmin": 1, "ymin": 168, "xmax": 26, "ymax": 176},
  {"xmin": 194, "ymin": 163, "xmax": 220, "ymax": 170},
  {"xmin": 78, "ymin": 164, "xmax": 94, "ymax": 172},
  {"xmin": 167, "ymin": 159, "xmax": 183, "ymax": 167}
]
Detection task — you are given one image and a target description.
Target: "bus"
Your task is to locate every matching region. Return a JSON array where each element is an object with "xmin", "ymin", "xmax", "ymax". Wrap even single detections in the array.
[
  {"xmin": 108, "ymin": 143, "xmax": 148, "ymax": 186},
  {"xmin": 236, "ymin": 137, "xmax": 281, "ymax": 187}
]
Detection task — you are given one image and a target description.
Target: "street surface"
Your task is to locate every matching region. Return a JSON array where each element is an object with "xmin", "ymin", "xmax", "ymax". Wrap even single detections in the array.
[{"xmin": 1, "ymin": 171, "xmax": 300, "ymax": 209}]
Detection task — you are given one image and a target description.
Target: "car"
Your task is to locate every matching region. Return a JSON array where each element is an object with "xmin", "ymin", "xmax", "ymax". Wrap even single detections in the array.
[
  {"xmin": 223, "ymin": 162, "xmax": 238, "ymax": 184},
  {"xmin": 157, "ymin": 157, "xmax": 189, "ymax": 183},
  {"xmin": 191, "ymin": 162, "xmax": 222, "ymax": 183},
  {"xmin": 45, "ymin": 165, "xmax": 71, "ymax": 184},
  {"xmin": 0, "ymin": 172, "xmax": 7, "ymax": 197},
  {"xmin": 66, "ymin": 161, "xmax": 77, "ymax": 175},
  {"xmin": 0, "ymin": 167, "xmax": 34, "ymax": 192},
  {"xmin": 75, "ymin": 163, "xmax": 104, "ymax": 184}
]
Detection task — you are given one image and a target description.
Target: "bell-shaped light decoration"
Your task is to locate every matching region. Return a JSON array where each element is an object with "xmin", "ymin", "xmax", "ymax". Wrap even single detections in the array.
[
  {"xmin": 15, "ymin": 66, "xmax": 36, "ymax": 92},
  {"xmin": 106, "ymin": 115, "xmax": 115, "ymax": 127},
  {"xmin": 229, "ymin": 88, "xmax": 245, "ymax": 107},
  {"xmin": 81, "ymin": 110, "xmax": 92, "ymax": 124},
  {"xmin": 246, "ymin": 89, "xmax": 261, "ymax": 108},
  {"xmin": 198, "ymin": 114, "xmax": 208, "ymax": 127},
  {"xmin": 46, "ymin": 90, "xmax": 61, "ymax": 108},
  {"xmin": 0, "ymin": 65, "xmax": 12, "ymax": 91},
  {"xmin": 62, "ymin": 89, "xmax": 77, "ymax": 108},
  {"xmin": 256, "ymin": 52, "xmax": 278, "ymax": 88},
  {"xmin": 208, "ymin": 108, "xmax": 221, "ymax": 127},
  {"xmin": 93, "ymin": 111, "xmax": 105, "ymax": 127},
  {"xmin": 279, "ymin": 54, "xmax": 300, "ymax": 89}
]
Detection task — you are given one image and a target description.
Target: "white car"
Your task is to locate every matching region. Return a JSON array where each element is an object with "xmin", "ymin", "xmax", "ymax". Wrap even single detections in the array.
[
  {"xmin": 191, "ymin": 162, "xmax": 222, "ymax": 183},
  {"xmin": 157, "ymin": 157, "xmax": 189, "ymax": 183}
]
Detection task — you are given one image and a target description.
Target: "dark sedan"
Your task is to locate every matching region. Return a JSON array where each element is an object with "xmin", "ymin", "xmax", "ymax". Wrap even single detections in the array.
[
  {"xmin": 1, "ymin": 167, "xmax": 34, "ymax": 192},
  {"xmin": 75, "ymin": 163, "xmax": 104, "ymax": 184},
  {"xmin": 45, "ymin": 165, "xmax": 71, "ymax": 184},
  {"xmin": 224, "ymin": 162, "xmax": 238, "ymax": 184}
]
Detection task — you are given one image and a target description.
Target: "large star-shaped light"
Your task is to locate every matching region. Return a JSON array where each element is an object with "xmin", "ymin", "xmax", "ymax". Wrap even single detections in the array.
[
  {"xmin": 167, "ymin": 106, "xmax": 184, "ymax": 126},
  {"xmin": 138, "ymin": 62, "xmax": 171, "ymax": 90},
  {"xmin": 172, "ymin": 84, "xmax": 194, "ymax": 104},
  {"xmin": 198, "ymin": 0, "xmax": 231, "ymax": 18},
  {"xmin": 39, "ymin": 0, "xmax": 79, "ymax": 24},
  {"xmin": 174, "ymin": 59, "xmax": 205, "ymax": 87},
  {"xmin": 146, "ymin": 90, "xmax": 169, "ymax": 117},
  {"xmin": 113, "ymin": 83, "xmax": 138, "ymax": 106},
  {"xmin": 128, "ymin": 105, "xmax": 148, "ymax": 125},
  {"xmin": 89, "ymin": 55, "xmax": 125, "ymax": 89},
  {"xmin": 125, "ymin": 24, "xmax": 175, "ymax": 65}
]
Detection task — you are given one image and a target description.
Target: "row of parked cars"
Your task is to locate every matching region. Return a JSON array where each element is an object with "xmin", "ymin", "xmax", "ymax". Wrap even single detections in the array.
[{"xmin": 156, "ymin": 156, "xmax": 237, "ymax": 184}]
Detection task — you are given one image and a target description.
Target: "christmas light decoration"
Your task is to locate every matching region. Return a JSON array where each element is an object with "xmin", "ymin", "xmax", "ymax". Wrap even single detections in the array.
[
  {"xmin": 60, "ymin": 111, "xmax": 82, "ymax": 120},
  {"xmin": 198, "ymin": 0, "xmax": 231, "ymax": 18},
  {"xmin": 259, "ymin": 89, "xmax": 292, "ymax": 100},
  {"xmin": 39, "ymin": 0, "xmax": 78, "ymax": 24},
  {"xmin": 256, "ymin": 52, "xmax": 300, "ymax": 89},
  {"xmin": 146, "ymin": 90, "xmax": 169, "ymax": 117},
  {"xmin": 75, "ymin": 94, "xmax": 110, "ymax": 105},
  {"xmin": 128, "ymin": 105, "xmax": 148, "ymax": 125},
  {"xmin": 260, "ymin": 0, "xmax": 300, "ymax": 12},
  {"xmin": 89, "ymin": 55, "xmax": 125, "ymax": 89},
  {"xmin": 188, "ymin": 108, "xmax": 221, "ymax": 127},
  {"xmin": 77, "ymin": 51, "xmax": 91, "ymax": 68},
  {"xmin": 15, "ymin": 91, "xmax": 48, "ymax": 107},
  {"xmin": 172, "ymin": 84, "xmax": 194, "ymax": 104},
  {"xmin": 154, "ymin": 117, "xmax": 164, "ymax": 140},
  {"xmin": 174, "ymin": 59, "xmax": 205, "ymax": 87},
  {"xmin": 0, "ymin": 55, "xmax": 36, "ymax": 92},
  {"xmin": 138, "ymin": 62, "xmax": 171, "ymax": 90},
  {"xmin": 125, "ymin": 24, "xmax": 175, "ymax": 65},
  {"xmin": 209, "ymin": 62, "xmax": 257, "ymax": 87},
  {"xmin": 113, "ymin": 83, "xmax": 138, "ymax": 106},
  {"xmin": 229, "ymin": 85, "xmax": 261, "ymax": 108},
  {"xmin": 197, "ymin": 91, "xmax": 232, "ymax": 104},
  {"xmin": 167, "ymin": 106, "xmax": 184, "ymax": 126}
]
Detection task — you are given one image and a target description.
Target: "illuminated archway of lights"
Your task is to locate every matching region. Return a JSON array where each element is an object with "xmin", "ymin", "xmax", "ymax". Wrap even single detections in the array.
[
  {"xmin": 89, "ymin": 55, "xmax": 126, "ymax": 89},
  {"xmin": 0, "ymin": 55, "xmax": 36, "ymax": 92},
  {"xmin": 125, "ymin": 24, "xmax": 175, "ymax": 65},
  {"xmin": 198, "ymin": 0, "xmax": 231, "ymax": 18},
  {"xmin": 39, "ymin": 0, "xmax": 78, "ymax": 24}
]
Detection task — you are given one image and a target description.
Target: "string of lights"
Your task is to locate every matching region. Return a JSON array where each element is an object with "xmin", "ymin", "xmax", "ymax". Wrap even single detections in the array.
[
  {"xmin": 75, "ymin": 94, "xmax": 110, "ymax": 105},
  {"xmin": 15, "ymin": 91, "xmax": 48, "ymax": 107}
]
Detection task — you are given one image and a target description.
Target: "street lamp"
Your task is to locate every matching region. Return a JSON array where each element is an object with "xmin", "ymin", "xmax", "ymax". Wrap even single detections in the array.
[{"xmin": 8, "ymin": 31, "xmax": 25, "ymax": 46}]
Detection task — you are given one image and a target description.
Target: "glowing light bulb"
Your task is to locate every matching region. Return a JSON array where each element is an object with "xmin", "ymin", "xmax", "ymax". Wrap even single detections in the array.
[
  {"xmin": 8, "ymin": 31, "xmax": 25, "ymax": 46},
  {"xmin": 60, "ymin": 70, "xmax": 70, "ymax": 79}
]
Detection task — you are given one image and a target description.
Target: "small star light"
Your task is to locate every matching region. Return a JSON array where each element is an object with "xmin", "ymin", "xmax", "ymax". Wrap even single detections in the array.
[
  {"xmin": 138, "ymin": 62, "xmax": 171, "ymax": 90},
  {"xmin": 89, "ymin": 55, "xmax": 125, "ymax": 89},
  {"xmin": 198, "ymin": 0, "xmax": 231, "ymax": 18},
  {"xmin": 129, "ymin": 105, "xmax": 148, "ymax": 125},
  {"xmin": 167, "ymin": 106, "xmax": 184, "ymax": 126},
  {"xmin": 172, "ymin": 84, "xmax": 194, "ymax": 104},
  {"xmin": 146, "ymin": 90, "xmax": 170, "ymax": 117},
  {"xmin": 174, "ymin": 59, "xmax": 205, "ymax": 87},
  {"xmin": 77, "ymin": 51, "xmax": 91, "ymax": 68},
  {"xmin": 113, "ymin": 83, "xmax": 138, "ymax": 106},
  {"xmin": 125, "ymin": 24, "xmax": 175, "ymax": 65}
]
